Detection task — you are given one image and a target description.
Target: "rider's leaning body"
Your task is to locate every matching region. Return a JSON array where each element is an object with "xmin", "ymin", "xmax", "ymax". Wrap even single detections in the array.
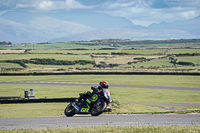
[{"xmin": 76, "ymin": 81, "xmax": 109, "ymax": 104}]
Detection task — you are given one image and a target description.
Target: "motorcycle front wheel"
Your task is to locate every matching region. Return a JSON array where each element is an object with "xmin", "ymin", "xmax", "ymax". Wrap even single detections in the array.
[
  {"xmin": 91, "ymin": 101, "xmax": 107, "ymax": 116},
  {"xmin": 64, "ymin": 103, "xmax": 75, "ymax": 117}
]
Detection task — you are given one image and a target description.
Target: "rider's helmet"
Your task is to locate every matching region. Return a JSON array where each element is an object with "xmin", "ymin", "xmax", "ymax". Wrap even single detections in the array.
[{"xmin": 99, "ymin": 81, "xmax": 109, "ymax": 89}]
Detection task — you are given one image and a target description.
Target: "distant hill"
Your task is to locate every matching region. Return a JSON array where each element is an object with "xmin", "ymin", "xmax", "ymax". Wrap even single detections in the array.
[
  {"xmin": 0, "ymin": 11, "xmax": 199, "ymax": 44},
  {"xmin": 49, "ymin": 27, "xmax": 194, "ymax": 42},
  {"xmin": 0, "ymin": 11, "xmax": 95, "ymax": 43},
  {"xmin": 0, "ymin": 17, "xmax": 47, "ymax": 43},
  {"xmin": 148, "ymin": 15, "xmax": 200, "ymax": 37},
  {"xmin": 46, "ymin": 11, "xmax": 136, "ymax": 30}
]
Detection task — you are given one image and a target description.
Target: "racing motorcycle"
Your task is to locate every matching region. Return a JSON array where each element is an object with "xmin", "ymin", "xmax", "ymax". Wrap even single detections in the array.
[{"xmin": 64, "ymin": 88, "xmax": 112, "ymax": 117}]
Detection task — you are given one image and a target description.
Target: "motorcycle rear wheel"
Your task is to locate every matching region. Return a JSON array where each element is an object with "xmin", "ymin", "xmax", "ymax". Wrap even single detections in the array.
[
  {"xmin": 91, "ymin": 101, "xmax": 107, "ymax": 116},
  {"xmin": 64, "ymin": 103, "xmax": 75, "ymax": 117}
]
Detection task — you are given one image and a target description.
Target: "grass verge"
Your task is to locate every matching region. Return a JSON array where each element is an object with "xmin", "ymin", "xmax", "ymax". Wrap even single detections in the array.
[
  {"xmin": 1, "ymin": 125, "xmax": 200, "ymax": 133},
  {"xmin": 0, "ymin": 101, "xmax": 199, "ymax": 118}
]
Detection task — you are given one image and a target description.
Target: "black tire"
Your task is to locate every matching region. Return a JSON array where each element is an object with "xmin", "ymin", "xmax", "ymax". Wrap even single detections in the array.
[
  {"xmin": 91, "ymin": 101, "xmax": 107, "ymax": 116},
  {"xmin": 64, "ymin": 103, "xmax": 75, "ymax": 117}
]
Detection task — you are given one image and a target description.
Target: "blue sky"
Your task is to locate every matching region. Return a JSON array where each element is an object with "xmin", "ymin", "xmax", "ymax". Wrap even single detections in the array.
[{"xmin": 0, "ymin": 0, "xmax": 200, "ymax": 26}]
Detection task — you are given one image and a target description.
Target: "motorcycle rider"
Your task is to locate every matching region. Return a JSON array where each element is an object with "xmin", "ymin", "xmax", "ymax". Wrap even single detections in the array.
[{"xmin": 76, "ymin": 81, "xmax": 109, "ymax": 104}]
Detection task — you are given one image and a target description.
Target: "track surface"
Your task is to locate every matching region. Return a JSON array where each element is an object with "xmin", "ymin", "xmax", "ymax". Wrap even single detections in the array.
[
  {"xmin": 0, "ymin": 81, "xmax": 200, "ymax": 91},
  {"xmin": 0, "ymin": 114, "xmax": 200, "ymax": 129}
]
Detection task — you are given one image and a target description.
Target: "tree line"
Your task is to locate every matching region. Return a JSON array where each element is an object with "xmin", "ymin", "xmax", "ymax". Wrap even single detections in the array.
[
  {"xmin": 0, "ymin": 41, "xmax": 12, "ymax": 45},
  {"xmin": 5, "ymin": 58, "xmax": 95, "ymax": 68}
]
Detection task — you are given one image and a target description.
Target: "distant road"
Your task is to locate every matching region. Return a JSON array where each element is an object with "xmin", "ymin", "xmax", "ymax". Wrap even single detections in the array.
[
  {"xmin": 0, "ymin": 81, "xmax": 200, "ymax": 91},
  {"xmin": 0, "ymin": 114, "xmax": 200, "ymax": 129}
]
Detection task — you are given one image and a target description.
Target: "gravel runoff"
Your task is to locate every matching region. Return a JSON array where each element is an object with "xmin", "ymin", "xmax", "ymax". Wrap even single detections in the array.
[{"xmin": 0, "ymin": 114, "xmax": 200, "ymax": 129}]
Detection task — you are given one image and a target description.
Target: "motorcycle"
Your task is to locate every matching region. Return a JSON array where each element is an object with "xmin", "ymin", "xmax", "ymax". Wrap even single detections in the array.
[{"xmin": 64, "ymin": 88, "xmax": 112, "ymax": 117}]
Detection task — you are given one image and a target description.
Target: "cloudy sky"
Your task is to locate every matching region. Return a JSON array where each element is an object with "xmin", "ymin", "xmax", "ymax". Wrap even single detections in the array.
[{"xmin": 0, "ymin": 0, "xmax": 200, "ymax": 26}]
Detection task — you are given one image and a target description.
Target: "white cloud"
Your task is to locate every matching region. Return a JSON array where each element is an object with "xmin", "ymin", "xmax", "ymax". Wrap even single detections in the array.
[
  {"xmin": 107, "ymin": 1, "xmax": 135, "ymax": 9},
  {"xmin": 65, "ymin": 0, "xmax": 92, "ymax": 10},
  {"xmin": 1, "ymin": 0, "xmax": 200, "ymax": 26},
  {"xmin": 165, "ymin": 0, "xmax": 200, "ymax": 7},
  {"xmin": 16, "ymin": 4, "xmax": 32, "ymax": 8},
  {"xmin": 179, "ymin": 10, "xmax": 196, "ymax": 19},
  {"xmin": 39, "ymin": 1, "xmax": 53, "ymax": 10},
  {"xmin": 97, "ymin": 0, "xmax": 200, "ymax": 26},
  {"xmin": 14, "ymin": 0, "xmax": 92, "ymax": 11}
]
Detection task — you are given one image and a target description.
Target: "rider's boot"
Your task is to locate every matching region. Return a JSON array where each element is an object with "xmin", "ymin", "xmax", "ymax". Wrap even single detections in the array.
[{"xmin": 75, "ymin": 94, "xmax": 84, "ymax": 106}]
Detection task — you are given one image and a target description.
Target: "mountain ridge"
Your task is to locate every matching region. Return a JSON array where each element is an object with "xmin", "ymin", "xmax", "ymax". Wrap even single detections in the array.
[{"xmin": 0, "ymin": 11, "xmax": 199, "ymax": 44}]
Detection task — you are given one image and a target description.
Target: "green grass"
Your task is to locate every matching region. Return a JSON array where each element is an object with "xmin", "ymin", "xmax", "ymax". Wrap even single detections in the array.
[
  {"xmin": 1, "ymin": 48, "xmax": 200, "ymax": 71},
  {"xmin": 120, "ymin": 49, "xmax": 167, "ymax": 54},
  {"xmin": 122, "ymin": 58, "xmax": 172, "ymax": 68},
  {"xmin": 167, "ymin": 48, "xmax": 200, "ymax": 54},
  {"xmin": 176, "ymin": 56, "xmax": 200, "ymax": 65},
  {"xmin": 1, "ymin": 84, "xmax": 199, "ymax": 103},
  {"xmin": 0, "ymin": 103, "xmax": 67, "ymax": 118},
  {"xmin": 31, "ymin": 49, "xmax": 118, "ymax": 54},
  {"xmin": 0, "ymin": 54, "xmax": 92, "ymax": 61},
  {"xmin": 0, "ymin": 63, "xmax": 23, "ymax": 68},
  {"xmin": 0, "ymin": 75, "xmax": 199, "ymax": 87},
  {"xmin": 0, "ymin": 101, "xmax": 199, "ymax": 118},
  {"xmin": 1, "ymin": 39, "xmax": 200, "ymax": 50},
  {"xmin": 26, "ymin": 63, "xmax": 95, "ymax": 69},
  {"xmin": 0, "ymin": 42, "xmax": 116, "ymax": 50},
  {"xmin": 1, "ymin": 126, "xmax": 200, "ymax": 133},
  {"xmin": 0, "ymin": 102, "xmax": 169, "ymax": 118}
]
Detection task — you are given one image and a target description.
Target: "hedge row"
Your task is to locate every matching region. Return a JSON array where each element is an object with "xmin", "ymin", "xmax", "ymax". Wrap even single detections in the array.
[
  {"xmin": 0, "ymin": 98, "xmax": 76, "ymax": 104},
  {"xmin": 6, "ymin": 58, "xmax": 95, "ymax": 68}
]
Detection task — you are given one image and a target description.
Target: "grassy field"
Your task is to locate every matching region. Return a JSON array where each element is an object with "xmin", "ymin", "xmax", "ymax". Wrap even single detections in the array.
[
  {"xmin": 120, "ymin": 49, "xmax": 168, "ymax": 54},
  {"xmin": 0, "ymin": 54, "xmax": 92, "ymax": 61},
  {"xmin": 1, "ymin": 75, "xmax": 200, "ymax": 87},
  {"xmin": 1, "ymin": 84, "xmax": 199, "ymax": 103},
  {"xmin": 31, "ymin": 49, "xmax": 118, "ymax": 54},
  {"xmin": 0, "ymin": 63, "xmax": 23, "ymax": 68},
  {"xmin": 1, "ymin": 45, "xmax": 200, "ymax": 73},
  {"xmin": 1, "ymin": 125, "xmax": 200, "ymax": 133},
  {"xmin": 0, "ymin": 75, "xmax": 199, "ymax": 118},
  {"xmin": 0, "ymin": 102, "xmax": 170, "ymax": 118},
  {"xmin": 93, "ymin": 55, "xmax": 166, "ymax": 65},
  {"xmin": 176, "ymin": 56, "xmax": 200, "ymax": 65},
  {"xmin": 167, "ymin": 48, "xmax": 200, "ymax": 54}
]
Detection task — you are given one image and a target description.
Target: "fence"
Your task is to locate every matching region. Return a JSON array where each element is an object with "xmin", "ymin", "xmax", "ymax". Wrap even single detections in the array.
[{"xmin": 0, "ymin": 98, "xmax": 76, "ymax": 104}]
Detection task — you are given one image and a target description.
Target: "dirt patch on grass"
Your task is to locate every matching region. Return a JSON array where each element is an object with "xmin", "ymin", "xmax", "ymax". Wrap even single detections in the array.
[{"xmin": 0, "ymin": 50, "xmax": 25, "ymax": 54}]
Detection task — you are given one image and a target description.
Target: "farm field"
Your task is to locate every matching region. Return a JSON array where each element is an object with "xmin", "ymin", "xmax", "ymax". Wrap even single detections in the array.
[
  {"xmin": 0, "ymin": 54, "xmax": 92, "ymax": 61},
  {"xmin": 0, "ymin": 39, "xmax": 200, "ymax": 73},
  {"xmin": 0, "ymin": 48, "xmax": 200, "ymax": 73},
  {"xmin": 0, "ymin": 40, "xmax": 199, "ymax": 73}
]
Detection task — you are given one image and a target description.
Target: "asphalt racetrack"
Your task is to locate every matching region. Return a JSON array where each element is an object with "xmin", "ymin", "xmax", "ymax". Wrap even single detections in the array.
[
  {"xmin": 0, "ymin": 81, "xmax": 200, "ymax": 91},
  {"xmin": 1, "ymin": 114, "xmax": 200, "ymax": 129}
]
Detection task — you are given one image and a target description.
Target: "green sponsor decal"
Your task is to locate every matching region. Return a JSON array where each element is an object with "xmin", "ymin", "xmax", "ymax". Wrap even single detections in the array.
[
  {"xmin": 80, "ymin": 108, "xmax": 89, "ymax": 113},
  {"xmin": 91, "ymin": 94, "xmax": 98, "ymax": 102},
  {"xmin": 86, "ymin": 98, "xmax": 91, "ymax": 104}
]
